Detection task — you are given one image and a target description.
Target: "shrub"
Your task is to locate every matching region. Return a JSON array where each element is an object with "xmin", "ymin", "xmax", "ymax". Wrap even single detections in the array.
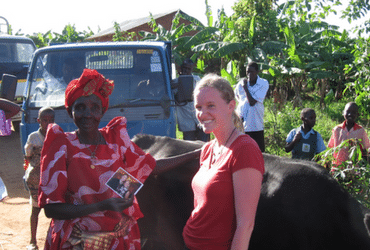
[{"xmin": 315, "ymin": 139, "xmax": 370, "ymax": 208}]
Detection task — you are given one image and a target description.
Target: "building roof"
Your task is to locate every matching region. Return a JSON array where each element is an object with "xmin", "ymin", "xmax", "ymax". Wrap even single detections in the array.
[{"xmin": 88, "ymin": 9, "xmax": 182, "ymax": 40}]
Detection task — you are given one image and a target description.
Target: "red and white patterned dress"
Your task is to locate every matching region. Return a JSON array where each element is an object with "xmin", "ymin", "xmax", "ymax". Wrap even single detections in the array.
[{"xmin": 39, "ymin": 116, "xmax": 156, "ymax": 250}]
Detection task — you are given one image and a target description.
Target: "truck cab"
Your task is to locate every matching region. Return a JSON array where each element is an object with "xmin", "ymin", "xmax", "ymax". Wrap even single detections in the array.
[
  {"xmin": 0, "ymin": 34, "xmax": 37, "ymax": 130},
  {"xmin": 20, "ymin": 41, "xmax": 178, "ymax": 149}
]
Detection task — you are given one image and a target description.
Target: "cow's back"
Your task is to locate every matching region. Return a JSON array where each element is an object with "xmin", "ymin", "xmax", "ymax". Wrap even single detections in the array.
[{"xmin": 250, "ymin": 154, "xmax": 370, "ymax": 250}]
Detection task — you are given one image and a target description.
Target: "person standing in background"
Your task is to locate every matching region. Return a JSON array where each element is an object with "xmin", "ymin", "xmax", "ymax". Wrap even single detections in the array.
[
  {"xmin": 285, "ymin": 108, "xmax": 326, "ymax": 160},
  {"xmin": 235, "ymin": 61, "xmax": 269, "ymax": 152},
  {"xmin": 328, "ymin": 102, "xmax": 370, "ymax": 167},
  {"xmin": 176, "ymin": 59, "xmax": 209, "ymax": 142}
]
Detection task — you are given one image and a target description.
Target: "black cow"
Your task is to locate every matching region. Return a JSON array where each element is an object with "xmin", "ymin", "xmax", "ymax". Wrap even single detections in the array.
[{"xmin": 133, "ymin": 134, "xmax": 370, "ymax": 250}]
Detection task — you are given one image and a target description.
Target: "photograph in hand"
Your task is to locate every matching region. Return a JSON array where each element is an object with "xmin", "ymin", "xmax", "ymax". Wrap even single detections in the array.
[{"xmin": 106, "ymin": 167, "xmax": 143, "ymax": 200}]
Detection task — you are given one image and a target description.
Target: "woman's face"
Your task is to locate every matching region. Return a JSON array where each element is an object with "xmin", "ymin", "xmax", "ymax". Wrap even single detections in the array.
[
  {"xmin": 194, "ymin": 86, "xmax": 234, "ymax": 135},
  {"xmin": 71, "ymin": 94, "xmax": 103, "ymax": 134}
]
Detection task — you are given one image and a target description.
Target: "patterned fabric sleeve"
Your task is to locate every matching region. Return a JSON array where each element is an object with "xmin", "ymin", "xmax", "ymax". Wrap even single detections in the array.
[
  {"xmin": 38, "ymin": 123, "xmax": 69, "ymax": 207},
  {"xmin": 102, "ymin": 116, "xmax": 156, "ymax": 183}
]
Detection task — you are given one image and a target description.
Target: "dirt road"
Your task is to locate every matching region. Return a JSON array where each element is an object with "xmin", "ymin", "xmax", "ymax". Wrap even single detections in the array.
[{"xmin": 0, "ymin": 131, "xmax": 50, "ymax": 250}]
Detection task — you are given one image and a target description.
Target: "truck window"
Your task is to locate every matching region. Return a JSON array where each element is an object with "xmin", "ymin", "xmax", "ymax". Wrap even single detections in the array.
[
  {"xmin": 0, "ymin": 42, "xmax": 34, "ymax": 63},
  {"xmin": 15, "ymin": 43, "xmax": 35, "ymax": 63},
  {"xmin": 27, "ymin": 48, "xmax": 167, "ymax": 108}
]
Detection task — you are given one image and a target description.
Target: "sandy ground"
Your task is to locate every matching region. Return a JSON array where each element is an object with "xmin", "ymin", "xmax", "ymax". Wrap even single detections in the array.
[{"xmin": 0, "ymin": 130, "xmax": 50, "ymax": 250}]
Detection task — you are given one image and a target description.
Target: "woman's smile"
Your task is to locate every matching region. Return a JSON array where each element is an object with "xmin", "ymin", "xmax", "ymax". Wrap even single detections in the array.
[{"xmin": 194, "ymin": 87, "xmax": 233, "ymax": 135}]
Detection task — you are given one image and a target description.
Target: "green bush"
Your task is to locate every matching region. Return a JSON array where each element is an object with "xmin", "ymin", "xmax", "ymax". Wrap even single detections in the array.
[{"xmin": 315, "ymin": 139, "xmax": 370, "ymax": 208}]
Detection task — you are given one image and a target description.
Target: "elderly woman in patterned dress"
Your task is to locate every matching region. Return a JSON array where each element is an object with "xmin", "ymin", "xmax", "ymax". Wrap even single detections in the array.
[{"xmin": 38, "ymin": 69, "xmax": 199, "ymax": 250}]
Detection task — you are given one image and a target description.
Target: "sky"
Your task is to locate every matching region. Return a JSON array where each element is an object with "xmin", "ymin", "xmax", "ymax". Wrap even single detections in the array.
[
  {"xmin": 1, "ymin": 0, "xmax": 236, "ymax": 35},
  {"xmin": 1, "ymin": 0, "xmax": 369, "ymax": 36}
]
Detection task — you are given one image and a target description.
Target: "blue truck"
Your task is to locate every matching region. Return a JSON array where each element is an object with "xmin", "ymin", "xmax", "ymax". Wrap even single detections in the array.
[{"xmin": 20, "ymin": 41, "xmax": 193, "ymax": 149}]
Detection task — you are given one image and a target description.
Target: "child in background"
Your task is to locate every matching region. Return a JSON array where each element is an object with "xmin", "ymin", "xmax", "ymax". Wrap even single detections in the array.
[
  {"xmin": 24, "ymin": 107, "xmax": 55, "ymax": 250},
  {"xmin": 285, "ymin": 108, "xmax": 326, "ymax": 160},
  {"xmin": 328, "ymin": 102, "xmax": 370, "ymax": 166}
]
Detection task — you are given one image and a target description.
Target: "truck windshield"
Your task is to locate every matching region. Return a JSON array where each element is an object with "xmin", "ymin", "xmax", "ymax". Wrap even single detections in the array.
[
  {"xmin": 27, "ymin": 48, "xmax": 167, "ymax": 108},
  {"xmin": 0, "ymin": 41, "xmax": 35, "ymax": 63}
]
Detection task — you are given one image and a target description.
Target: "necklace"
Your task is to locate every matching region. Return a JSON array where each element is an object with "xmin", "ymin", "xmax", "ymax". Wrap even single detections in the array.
[
  {"xmin": 211, "ymin": 127, "xmax": 237, "ymax": 165},
  {"xmin": 80, "ymin": 132, "xmax": 104, "ymax": 169},
  {"xmin": 86, "ymin": 144, "xmax": 99, "ymax": 169},
  {"xmin": 86, "ymin": 144, "xmax": 99, "ymax": 159}
]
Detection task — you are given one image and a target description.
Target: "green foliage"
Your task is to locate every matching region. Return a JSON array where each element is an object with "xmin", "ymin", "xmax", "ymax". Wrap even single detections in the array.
[
  {"xmin": 221, "ymin": 61, "xmax": 239, "ymax": 86},
  {"xmin": 52, "ymin": 24, "xmax": 88, "ymax": 43},
  {"xmin": 27, "ymin": 24, "xmax": 95, "ymax": 48},
  {"xmin": 264, "ymin": 99, "xmax": 302, "ymax": 156},
  {"xmin": 344, "ymin": 37, "xmax": 370, "ymax": 121},
  {"xmin": 139, "ymin": 11, "xmax": 201, "ymax": 66},
  {"xmin": 315, "ymin": 139, "xmax": 370, "ymax": 208},
  {"xmin": 28, "ymin": 31, "xmax": 53, "ymax": 48},
  {"xmin": 112, "ymin": 22, "xmax": 137, "ymax": 41}
]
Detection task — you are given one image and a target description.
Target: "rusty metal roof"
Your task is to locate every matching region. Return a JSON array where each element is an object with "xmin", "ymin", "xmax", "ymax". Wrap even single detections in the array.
[{"xmin": 88, "ymin": 9, "xmax": 181, "ymax": 40}]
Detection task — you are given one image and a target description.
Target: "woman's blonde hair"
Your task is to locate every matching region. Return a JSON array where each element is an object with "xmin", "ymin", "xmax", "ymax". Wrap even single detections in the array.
[{"xmin": 194, "ymin": 74, "xmax": 243, "ymax": 132}]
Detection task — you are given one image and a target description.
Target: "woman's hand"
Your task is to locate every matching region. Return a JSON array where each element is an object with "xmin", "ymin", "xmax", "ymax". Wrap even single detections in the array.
[
  {"xmin": 99, "ymin": 195, "xmax": 135, "ymax": 212},
  {"xmin": 44, "ymin": 195, "xmax": 135, "ymax": 220}
]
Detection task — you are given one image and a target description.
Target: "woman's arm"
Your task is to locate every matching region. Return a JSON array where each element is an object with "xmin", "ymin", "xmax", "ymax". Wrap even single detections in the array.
[
  {"xmin": 151, "ymin": 148, "xmax": 201, "ymax": 175},
  {"xmin": 44, "ymin": 196, "xmax": 134, "ymax": 220},
  {"xmin": 231, "ymin": 168, "xmax": 263, "ymax": 250}
]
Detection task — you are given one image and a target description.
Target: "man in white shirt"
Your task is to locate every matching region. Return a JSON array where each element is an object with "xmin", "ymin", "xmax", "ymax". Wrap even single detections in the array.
[{"xmin": 235, "ymin": 61, "xmax": 269, "ymax": 152}]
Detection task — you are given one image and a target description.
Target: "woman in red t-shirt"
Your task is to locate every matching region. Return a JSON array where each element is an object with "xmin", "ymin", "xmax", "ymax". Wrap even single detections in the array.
[{"xmin": 183, "ymin": 74, "xmax": 264, "ymax": 250}]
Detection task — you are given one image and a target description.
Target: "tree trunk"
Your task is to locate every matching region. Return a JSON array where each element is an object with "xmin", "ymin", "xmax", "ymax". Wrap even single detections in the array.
[{"xmin": 292, "ymin": 77, "xmax": 302, "ymax": 109}]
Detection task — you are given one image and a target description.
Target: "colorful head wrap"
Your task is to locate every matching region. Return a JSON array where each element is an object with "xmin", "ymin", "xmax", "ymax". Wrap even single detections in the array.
[{"xmin": 65, "ymin": 69, "xmax": 114, "ymax": 113}]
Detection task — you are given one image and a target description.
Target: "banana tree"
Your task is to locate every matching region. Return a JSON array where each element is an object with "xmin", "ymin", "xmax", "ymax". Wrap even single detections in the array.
[
  {"xmin": 306, "ymin": 29, "xmax": 355, "ymax": 106},
  {"xmin": 344, "ymin": 37, "xmax": 370, "ymax": 121},
  {"xmin": 184, "ymin": 5, "xmax": 247, "ymax": 75},
  {"xmin": 139, "ymin": 10, "xmax": 202, "ymax": 66}
]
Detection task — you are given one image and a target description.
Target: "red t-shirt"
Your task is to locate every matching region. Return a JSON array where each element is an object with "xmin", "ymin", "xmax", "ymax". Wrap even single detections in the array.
[{"xmin": 183, "ymin": 135, "xmax": 264, "ymax": 250}]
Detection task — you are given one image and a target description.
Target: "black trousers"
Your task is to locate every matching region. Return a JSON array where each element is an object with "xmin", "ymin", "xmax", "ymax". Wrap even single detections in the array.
[{"xmin": 245, "ymin": 130, "xmax": 265, "ymax": 152}]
